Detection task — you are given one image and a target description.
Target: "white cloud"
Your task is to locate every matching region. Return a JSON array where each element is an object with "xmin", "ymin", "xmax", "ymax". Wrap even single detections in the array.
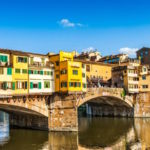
[
  {"xmin": 59, "ymin": 19, "xmax": 83, "ymax": 27},
  {"xmin": 82, "ymin": 47, "xmax": 96, "ymax": 53},
  {"xmin": 119, "ymin": 47, "xmax": 138, "ymax": 56}
]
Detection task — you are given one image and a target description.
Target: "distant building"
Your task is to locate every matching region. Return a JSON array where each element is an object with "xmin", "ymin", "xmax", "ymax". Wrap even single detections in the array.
[
  {"xmin": 98, "ymin": 54, "xmax": 128, "ymax": 64},
  {"xmin": 138, "ymin": 65, "xmax": 150, "ymax": 92},
  {"xmin": 112, "ymin": 59, "xmax": 140, "ymax": 94},
  {"xmin": 74, "ymin": 50, "xmax": 102, "ymax": 62},
  {"xmin": 136, "ymin": 47, "xmax": 150, "ymax": 65}
]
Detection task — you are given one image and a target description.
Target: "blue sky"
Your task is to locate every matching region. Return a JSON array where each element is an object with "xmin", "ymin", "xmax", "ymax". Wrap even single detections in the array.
[{"xmin": 0, "ymin": 0, "xmax": 150, "ymax": 56}]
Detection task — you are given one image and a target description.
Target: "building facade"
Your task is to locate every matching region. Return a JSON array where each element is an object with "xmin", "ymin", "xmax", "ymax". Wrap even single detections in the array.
[
  {"xmin": 81, "ymin": 61, "xmax": 112, "ymax": 87},
  {"xmin": 136, "ymin": 47, "xmax": 150, "ymax": 65},
  {"xmin": 49, "ymin": 51, "xmax": 84, "ymax": 93},
  {"xmin": 99, "ymin": 54, "xmax": 128, "ymax": 64},
  {"xmin": 138, "ymin": 65, "xmax": 150, "ymax": 92},
  {"xmin": 28, "ymin": 53, "xmax": 54, "ymax": 95},
  {"xmin": 112, "ymin": 59, "xmax": 140, "ymax": 94},
  {"xmin": 11, "ymin": 51, "xmax": 29, "ymax": 95},
  {"xmin": 0, "ymin": 50, "xmax": 12, "ymax": 96}
]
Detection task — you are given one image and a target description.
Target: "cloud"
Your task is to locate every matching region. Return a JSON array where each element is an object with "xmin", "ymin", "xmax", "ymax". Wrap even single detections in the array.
[
  {"xmin": 82, "ymin": 47, "xmax": 96, "ymax": 52},
  {"xmin": 59, "ymin": 19, "xmax": 83, "ymax": 27},
  {"xmin": 119, "ymin": 47, "xmax": 138, "ymax": 56}
]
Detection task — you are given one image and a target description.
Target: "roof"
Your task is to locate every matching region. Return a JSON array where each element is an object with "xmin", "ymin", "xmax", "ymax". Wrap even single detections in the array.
[
  {"xmin": 136, "ymin": 47, "xmax": 150, "ymax": 53},
  {"xmin": 99, "ymin": 53, "xmax": 127, "ymax": 61},
  {"xmin": 74, "ymin": 59, "xmax": 115, "ymax": 67},
  {"xmin": 0, "ymin": 48, "xmax": 48, "ymax": 57}
]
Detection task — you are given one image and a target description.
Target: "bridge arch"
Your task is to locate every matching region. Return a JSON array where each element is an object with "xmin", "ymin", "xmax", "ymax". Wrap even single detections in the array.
[
  {"xmin": 0, "ymin": 96, "xmax": 49, "ymax": 130},
  {"xmin": 77, "ymin": 88, "xmax": 134, "ymax": 117}
]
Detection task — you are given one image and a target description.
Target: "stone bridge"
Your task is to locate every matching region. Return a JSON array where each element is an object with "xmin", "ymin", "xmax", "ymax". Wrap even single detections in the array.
[
  {"xmin": 0, "ymin": 88, "xmax": 135, "ymax": 131},
  {"xmin": 49, "ymin": 87, "xmax": 134, "ymax": 131},
  {"xmin": 0, "ymin": 95, "xmax": 49, "ymax": 130}
]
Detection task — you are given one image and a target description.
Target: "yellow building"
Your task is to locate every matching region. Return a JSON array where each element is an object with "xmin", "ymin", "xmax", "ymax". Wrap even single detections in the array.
[
  {"xmin": 75, "ymin": 60, "xmax": 112, "ymax": 87},
  {"xmin": 11, "ymin": 51, "xmax": 29, "ymax": 95},
  {"xmin": 49, "ymin": 51, "xmax": 83, "ymax": 93}
]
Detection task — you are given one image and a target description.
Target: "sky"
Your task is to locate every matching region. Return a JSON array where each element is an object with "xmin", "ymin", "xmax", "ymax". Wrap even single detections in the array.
[{"xmin": 0, "ymin": 0, "xmax": 150, "ymax": 57}]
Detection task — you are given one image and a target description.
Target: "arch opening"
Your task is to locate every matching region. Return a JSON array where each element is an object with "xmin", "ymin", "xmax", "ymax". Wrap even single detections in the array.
[
  {"xmin": 0, "ymin": 105, "xmax": 48, "ymax": 131},
  {"xmin": 78, "ymin": 96, "xmax": 134, "ymax": 118}
]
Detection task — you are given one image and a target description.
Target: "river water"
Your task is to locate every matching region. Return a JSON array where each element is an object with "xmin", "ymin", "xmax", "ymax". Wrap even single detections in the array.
[{"xmin": 0, "ymin": 111, "xmax": 150, "ymax": 150}]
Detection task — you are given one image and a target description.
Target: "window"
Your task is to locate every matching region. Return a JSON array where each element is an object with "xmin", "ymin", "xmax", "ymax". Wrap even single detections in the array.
[
  {"xmin": 29, "ymin": 70, "xmax": 33, "ymax": 74},
  {"xmin": 145, "ymin": 51, "xmax": 148, "ymax": 55},
  {"xmin": 56, "ymin": 61, "xmax": 59, "ymax": 66},
  {"xmin": 7, "ymin": 82, "xmax": 12, "ymax": 89},
  {"xmin": 7, "ymin": 68, "xmax": 12, "ymax": 75},
  {"xmin": 0, "ymin": 68, "xmax": 4, "ymax": 74},
  {"xmin": 86, "ymin": 65, "xmax": 90, "ymax": 72},
  {"xmin": 33, "ymin": 83, "xmax": 38, "ymax": 88},
  {"xmin": 142, "ymin": 75, "xmax": 146, "ymax": 80},
  {"xmin": 15, "ymin": 69, "xmax": 20, "ymax": 73},
  {"xmin": 40, "ymin": 70, "xmax": 43, "ymax": 75},
  {"xmin": 143, "ymin": 67, "xmax": 147, "ymax": 72},
  {"xmin": 47, "ymin": 71, "xmax": 51, "ymax": 75},
  {"xmin": 22, "ymin": 69, "xmax": 27, "ymax": 74},
  {"xmin": 17, "ymin": 57, "xmax": 27, "ymax": 63},
  {"xmin": 30, "ymin": 57, "xmax": 34, "ymax": 64},
  {"xmin": 16, "ymin": 81, "xmax": 22, "ymax": 89},
  {"xmin": 0, "ymin": 55, "xmax": 8, "ymax": 62},
  {"xmin": 73, "ymin": 70, "xmax": 78, "ymax": 75},
  {"xmin": 83, "ymin": 83, "xmax": 86, "ymax": 88},
  {"xmin": 44, "ymin": 81, "xmax": 50, "ymax": 88},
  {"xmin": 38, "ymin": 82, "xmax": 42, "ymax": 89},
  {"xmin": 16, "ymin": 81, "xmax": 27, "ymax": 89},
  {"xmin": 69, "ymin": 82, "xmax": 74, "ymax": 87},
  {"xmin": 142, "ymin": 85, "xmax": 148, "ymax": 89},
  {"xmin": 82, "ymin": 73, "xmax": 85, "ymax": 78},
  {"xmin": 61, "ymin": 82, "xmax": 67, "ymax": 88},
  {"xmin": 56, "ymin": 74, "xmax": 59, "ymax": 78},
  {"xmin": 41, "ymin": 58, "xmax": 45, "ymax": 64},
  {"xmin": 61, "ymin": 69, "xmax": 67, "ymax": 74},
  {"xmin": 51, "ymin": 71, "xmax": 53, "ymax": 76},
  {"xmin": 82, "ymin": 64, "xmax": 85, "ymax": 68},
  {"xmin": 34, "ymin": 70, "xmax": 38, "ymax": 74}
]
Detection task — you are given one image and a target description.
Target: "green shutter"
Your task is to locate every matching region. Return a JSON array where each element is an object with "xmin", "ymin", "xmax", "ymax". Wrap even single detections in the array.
[
  {"xmin": 23, "ymin": 69, "xmax": 27, "ymax": 74},
  {"xmin": 3, "ymin": 82, "xmax": 7, "ymax": 90},
  {"xmin": 12, "ymin": 82, "xmax": 15, "ymax": 90},
  {"xmin": 30, "ymin": 82, "xmax": 33, "ymax": 89},
  {"xmin": 24, "ymin": 57, "xmax": 27, "ymax": 63},
  {"xmin": 7, "ymin": 68, "xmax": 12, "ymax": 75},
  {"xmin": 38, "ymin": 82, "xmax": 41, "ymax": 89},
  {"xmin": 29, "ymin": 70, "xmax": 31, "ymax": 74},
  {"xmin": 5, "ymin": 56, "xmax": 8, "ymax": 62},
  {"xmin": 25, "ymin": 82, "xmax": 27, "ymax": 89},
  {"xmin": 40, "ymin": 70, "xmax": 43, "ymax": 75}
]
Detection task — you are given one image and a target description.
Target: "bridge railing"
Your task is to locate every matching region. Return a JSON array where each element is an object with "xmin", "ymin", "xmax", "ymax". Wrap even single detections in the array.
[{"xmin": 87, "ymin": 87, "xmax": 123, "ymax": 97}]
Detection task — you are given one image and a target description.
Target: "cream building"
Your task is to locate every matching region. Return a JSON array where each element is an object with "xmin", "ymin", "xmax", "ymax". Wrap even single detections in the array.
[{"xmin": 28, "ymin": 53, "xmax": 55, "ymax": 95}]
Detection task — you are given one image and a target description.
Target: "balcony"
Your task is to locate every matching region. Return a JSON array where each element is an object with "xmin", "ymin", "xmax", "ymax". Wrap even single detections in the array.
[
  {"xmin": 128, "ymin": 80, "xmax": 139, "ymax": 84},
  {"xmin": 128, "ymin": 73, "xmax": 138, "ymax": 77},
  {"xmin": 29, "ymin": 62, "xmax": 54, "ymax": 68},
  {"xmin": 128, "ymin": 88, "xmax": 139, "ymax": 93},
  {"xmin": 0, "ymin": 61, "xmax": 8, "ymax": 67}
]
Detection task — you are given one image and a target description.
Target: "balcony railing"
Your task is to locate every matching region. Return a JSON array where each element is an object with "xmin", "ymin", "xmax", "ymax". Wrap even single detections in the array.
[
  {"xmin": 0, "ymin": 62, "xmax": 8, "ymax": 67},
  {"xmin": 29, "ymin": 62, "xmax": 54, "ymax": 68}
]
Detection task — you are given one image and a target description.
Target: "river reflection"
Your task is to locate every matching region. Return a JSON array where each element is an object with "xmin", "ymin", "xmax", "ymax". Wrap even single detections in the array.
[{"xmin": 1, "ymin": 114, "xmax": 150, "ymax": 150}]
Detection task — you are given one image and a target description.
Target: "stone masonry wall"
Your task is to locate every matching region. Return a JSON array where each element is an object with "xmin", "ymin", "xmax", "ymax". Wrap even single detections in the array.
[{"xmin": 48, "ymin": 94, "xmax": 78, "ymax": 131}]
